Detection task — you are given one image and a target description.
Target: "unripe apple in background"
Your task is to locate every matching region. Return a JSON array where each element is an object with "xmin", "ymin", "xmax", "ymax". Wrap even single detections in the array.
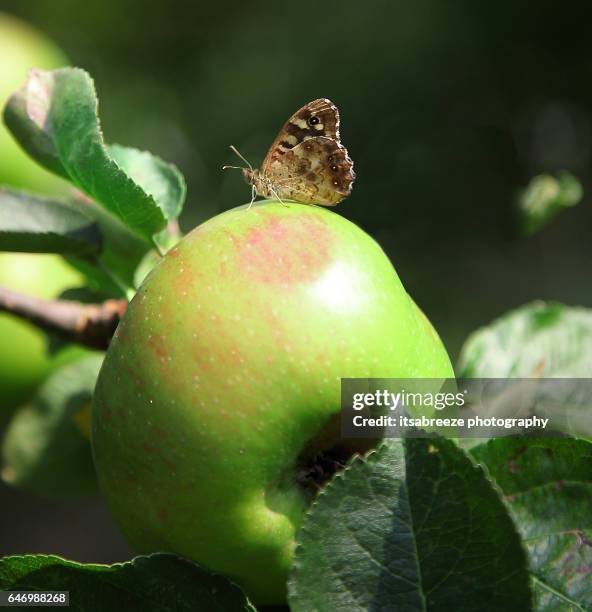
[
  {"xmin": 0, "ymin": 14, "xmax": 79, "ymax": 419},
  {"xmin": 92, "ymin": 202, "xmax": 454, "ymax": 604},
  {"xmin": 0, "ymin": 254, "xmax": 87, "ymax": 417},
  {"xmin": 0, "ymin": 12, "xmax": 68, "ymax": 193}
]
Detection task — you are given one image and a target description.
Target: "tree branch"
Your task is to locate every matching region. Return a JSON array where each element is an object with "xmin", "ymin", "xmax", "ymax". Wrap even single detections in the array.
[{"xmin": 0, "ymin": 287, "xmax": 127, "ymax": 350}]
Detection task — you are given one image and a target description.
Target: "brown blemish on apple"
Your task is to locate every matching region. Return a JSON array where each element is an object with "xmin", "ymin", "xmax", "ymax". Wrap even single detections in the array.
[
  {"xmin": 222, "ymin": 228, "xmax": 240, "ymax": 246},
  {"xmin": 147, "ymin": 334, "xmax": 168, "ymax": 365},
  {"xmin": 142, "ymin": 442, "xmax": 177, "ymax": 471},
  {"xmin": 228, "ymin": 347, "xmax": 245, "ymax": 366},
  {"xmin": 191, "ymin": 340, "xmax": 216, "ymax": 373},
  {"xmin": 237, "ymin": 215, "xmax": 332, "ymax": 285},
  {"xmin": 189, "ymin": 314, "xmax": 247, "ymax": 370},
  {"xmin": 153, "ymin": 427, "xmax": 169, "ymax": 440},
  {"xmin": 122, "ymin": 364, "xmax": 141, "ymax": 390},
  {"xmin": 172, "ymin": 259, "xmax": 198, "ymax": 296}
]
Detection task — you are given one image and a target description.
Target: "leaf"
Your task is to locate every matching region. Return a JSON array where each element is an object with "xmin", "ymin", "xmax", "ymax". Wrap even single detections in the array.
[
  {"xmin": 66, "ymin": 191, "xmax": 152, "ymax": 295},
  {"xmin": 108, "ymin": 145, "xmax": 185, "ymax": 225},
  {"xmin": 0, "ymin": 188, "xmax": 101, "ymax": 255},
  {"xmin": 288, "ymin": 438, "xmax": 532, "ymax": 612},
  {"xmin": 3, "ymin": 68, "xmax": 186, "ymax": 240},
  {"xmin": 518, "ymin": 172, "xmax": 582, "ymax": 236},
  {"xmin": 0, "ymin": 553, "xmax": 255, "ymax": 612},
  {"xmin": 471, "ymin": 438, "xmax": 592, "ymax": 610},
  {"xmin": 458, "ymin": 302, "xmax": 592, "ymax": 378},
  {"xmin": 1, "ymin": 354, "xmax": 103, "ymax": 496}
]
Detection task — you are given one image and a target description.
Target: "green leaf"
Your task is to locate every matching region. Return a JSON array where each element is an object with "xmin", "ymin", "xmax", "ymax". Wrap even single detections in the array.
[
  {"xmin": 458, "ymin": 302, "xmax": 592, "ymax": 378},
  {"xmin": 288, "ymin": 438, "xmax": 532, "ymax": 612},
  {"xmin": 0, "ymin": 188, "xmax": 101, "ymax": 255},
  {"xmin": 1, "ymin": 354, "xmax": 103, "ymax": 496},
  {"xmin": 0, "ymin": 553, "xmax": 255, "ymax": 612},
  {"xmin": 472, "ymin": 438, "xmax": 592, "ymax": 610},
  {"xmin": 3, "ymin": 68, "xmax": 185, "ymax": 240},
  {"xmin": 108, "ymin": 145, "xmax": 185, "ymax": 225},
  {"xmin": 518, "ymin": 172, "xmax": 582, "ymax": 236},
  {"xmin": 66, "ymin": 192, "xmax": 151, "ymax": 296}
]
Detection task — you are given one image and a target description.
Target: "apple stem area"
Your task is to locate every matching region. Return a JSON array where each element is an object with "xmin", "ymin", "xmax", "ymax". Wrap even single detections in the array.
[
  {"xmin": 294, "ymin": 414, "xmax": 379, "ymax": 496},
  {"xmin": 0, "ymin": 286, "xmax": 126, "ymax": 350}
]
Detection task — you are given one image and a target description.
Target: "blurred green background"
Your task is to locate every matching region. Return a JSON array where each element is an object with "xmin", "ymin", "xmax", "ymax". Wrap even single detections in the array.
[
  {"xmin": 4, "ymin": 0, "xmax": 592, "ymax": 357},
  {"xmin": 1, "ymin": 0, "xmax": 591, "ymax": 562}
]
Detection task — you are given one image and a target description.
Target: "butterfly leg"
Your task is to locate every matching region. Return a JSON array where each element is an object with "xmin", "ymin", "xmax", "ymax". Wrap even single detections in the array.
[
  {"xmin": 269, "ymin": 186, "xmax": 289, "ymax": 207},
  {"xmin": 247, "ymin": 184, "xmax": 256, "ymax": 210}
]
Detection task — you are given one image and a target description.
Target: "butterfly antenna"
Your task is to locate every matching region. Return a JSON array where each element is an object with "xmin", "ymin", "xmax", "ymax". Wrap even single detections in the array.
[{"xmin": 222, "ymin": 145, "xmax": 254, "ymax": 172}]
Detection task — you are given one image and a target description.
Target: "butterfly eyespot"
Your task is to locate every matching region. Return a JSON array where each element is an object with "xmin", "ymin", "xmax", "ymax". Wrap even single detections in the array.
[
  {"xmin": 330, "ymin": 165, "xmax": 338, "ymax": 172},
  {"xmin": 333, "ymin": 180, "xmax": 339, "ymax": 186},
  {"xmin": 308, "ymin": 116, "xmax": 320, "ymax": 126},
  {"xmin": 327, "ymin": 155, "xmax": 334, "ymax": 162}
]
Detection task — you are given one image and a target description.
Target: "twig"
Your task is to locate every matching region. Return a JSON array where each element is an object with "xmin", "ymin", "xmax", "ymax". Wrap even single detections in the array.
[{"xmin": 0, "ymin": 287, "xmax": 127, "ymax": 350}]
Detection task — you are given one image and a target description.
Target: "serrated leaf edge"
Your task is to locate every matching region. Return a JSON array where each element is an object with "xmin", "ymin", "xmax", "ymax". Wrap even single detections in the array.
[{"xmin": 0, "ymin": 551, "xmax": 255, "ymax": 610}]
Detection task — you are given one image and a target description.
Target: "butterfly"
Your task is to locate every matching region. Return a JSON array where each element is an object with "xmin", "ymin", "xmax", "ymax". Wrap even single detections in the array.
[{"xmin": 224, "ymin": 98, "xmax": 355, "ymax": 207}]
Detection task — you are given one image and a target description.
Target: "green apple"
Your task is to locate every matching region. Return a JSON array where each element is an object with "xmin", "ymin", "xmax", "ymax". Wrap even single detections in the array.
[
  {"xmin": 0, "ymin": 254, "xmax": 87, "ymax": 415},
  {"xmin": 0, "ymin": 15, "xmax": 80, "ymax": 418},
  {"xmin": 92, "ymin": 202, "xmax": 453, "ymax": 604},
  {"xmin": 0, "ymin": 12, "xmax": 68, "ymax": 193}
]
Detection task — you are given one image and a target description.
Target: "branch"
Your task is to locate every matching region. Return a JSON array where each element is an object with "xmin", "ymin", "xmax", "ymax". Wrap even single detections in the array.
[{"xmin": 0, "ymin": 287, "xmax": 127, "ymax": 350}]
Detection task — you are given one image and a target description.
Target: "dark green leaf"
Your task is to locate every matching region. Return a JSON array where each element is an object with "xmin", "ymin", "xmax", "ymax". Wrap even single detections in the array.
[
  {"xmin": 66, "ymin": 192, "xmax": 152, "ymax": 296},
  {"xmin": 0, "ymin": 188, "xmax": 101, "ymax": 255},
  {"xmin": 288, "ymin": 438, "xmax": 532, "ymax": 612},
  {"xmin": 0, "ymin": 553, "xmax": 255, "ymax": 612},
  {"xmin": 472, "ymin": 438, "xmax": 592, "ymax": 611},
  {"xmin": 518, "ymin": 172, "xmax": 582, "ymax": 236},
  {"xmin": 458, "ymin": 302, "xmax": 592, "ymax": 378},
  {"xmin": 3, "ymin": 68, "xmax": 185, "ymax": 240},
  {"xmin": 57, "ymin": 286, "xmax": 111, "ymax": 303},
  {"xmin": 1, "ymin": 354, "xmax": 103, "ymax": 496}
]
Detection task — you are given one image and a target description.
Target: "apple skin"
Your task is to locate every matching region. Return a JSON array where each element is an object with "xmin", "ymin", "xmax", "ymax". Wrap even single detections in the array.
[
  {"xmin": 92, "ymin": 202, "xmax": 454, "ymax": 604},
  {"xmin": 0, "ymin": 254, "xmax": 87, "ymax": 416}
]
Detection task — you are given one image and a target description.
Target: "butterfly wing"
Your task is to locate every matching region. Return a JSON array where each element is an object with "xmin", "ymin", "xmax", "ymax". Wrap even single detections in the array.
[
  {"xmin": 261, "ymin": 98, "xmax": 341, "ymax": 170},
  {"xmin": 264, "ymin": 136, "xmax": 355, "ymax": 206}
]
